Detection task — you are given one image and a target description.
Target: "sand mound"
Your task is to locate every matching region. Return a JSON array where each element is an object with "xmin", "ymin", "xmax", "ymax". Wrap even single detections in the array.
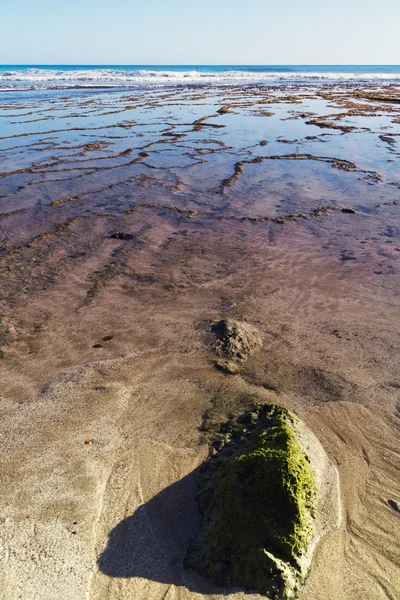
[{"xmin": 211, "ymin": 319, "xmax": 262, "ymax": 374}]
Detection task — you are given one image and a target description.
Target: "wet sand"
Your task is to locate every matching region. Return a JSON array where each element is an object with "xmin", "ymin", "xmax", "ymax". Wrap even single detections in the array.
[{"xmin": 0, "ymin": 84, "xmax": 399, "ymax": 600}]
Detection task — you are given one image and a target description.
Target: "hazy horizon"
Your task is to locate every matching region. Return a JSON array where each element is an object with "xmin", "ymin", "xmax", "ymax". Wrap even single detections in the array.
[{"xmin": 1, "ymin": 63, "xmax": 400, "ymax": 66}]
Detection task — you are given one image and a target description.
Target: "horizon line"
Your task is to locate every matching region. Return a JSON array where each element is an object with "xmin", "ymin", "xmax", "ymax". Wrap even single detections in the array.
[{"xmin": 1, "ymin": 63, "xmax": 400, "ymax": 67}]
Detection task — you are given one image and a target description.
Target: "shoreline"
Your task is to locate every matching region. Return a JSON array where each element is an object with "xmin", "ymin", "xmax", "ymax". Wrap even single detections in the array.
[{"xmin": 3, "ymin": 80, "xmax": 400, "ymax": 94}]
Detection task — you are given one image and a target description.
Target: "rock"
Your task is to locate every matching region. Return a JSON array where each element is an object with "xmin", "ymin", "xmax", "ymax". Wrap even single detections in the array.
[
  {"xmin": 341, "ymin": 208, "xmax": 356, "ymax": 214},
  {"xmin": 110, "ymin": 232, "xmax": 135, "ymax": 240},
  {"xmin": 211, "ymin": 319, "xmax": 261, "ymax": 363},
  {"xmin": 185, "ymin": 404, "xmax": 317, "ymax": 599},
  {"xmin": 388, "ymin": 499, "xmax": 400, "ymax": 513}
]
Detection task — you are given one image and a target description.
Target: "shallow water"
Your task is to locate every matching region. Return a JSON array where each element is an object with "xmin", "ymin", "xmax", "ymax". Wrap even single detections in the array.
[{"xmin": 1, "ymin": 85, "xmax": 399, "ymax": 248}]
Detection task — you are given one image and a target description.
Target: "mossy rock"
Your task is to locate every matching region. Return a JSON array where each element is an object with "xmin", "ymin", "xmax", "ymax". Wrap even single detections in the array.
[{"xmin": 185, "ymin": 404, "xmax": 317, "ymax": 599}]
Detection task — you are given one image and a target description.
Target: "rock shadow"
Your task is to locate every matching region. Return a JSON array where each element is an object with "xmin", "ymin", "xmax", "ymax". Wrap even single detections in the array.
[{"xmin": 98, "ymin": 466, "xmax": 252, "ymax": 595}]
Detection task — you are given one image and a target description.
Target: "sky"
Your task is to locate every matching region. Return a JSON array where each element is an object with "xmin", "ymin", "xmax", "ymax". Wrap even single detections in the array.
[{"xmin": 1, "ymin": 0, "xmax": 399, "ymax": 65}]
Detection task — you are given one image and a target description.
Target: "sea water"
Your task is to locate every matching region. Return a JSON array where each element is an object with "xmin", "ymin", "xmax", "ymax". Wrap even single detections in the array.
[{"xmin": 1, "ymin": 64, "xmax": 400, "ymax": 91}]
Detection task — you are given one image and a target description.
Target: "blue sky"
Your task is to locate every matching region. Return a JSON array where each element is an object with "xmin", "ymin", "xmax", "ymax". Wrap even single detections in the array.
[{"xmin": 1, "ymin": 0, "xmax": 399, "ymax": 65}]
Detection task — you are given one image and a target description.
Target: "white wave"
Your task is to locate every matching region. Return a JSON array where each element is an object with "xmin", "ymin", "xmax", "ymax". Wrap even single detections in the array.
[{"xmin": 1, "ymin": 67, "xmax": 400, "ymax": 90}]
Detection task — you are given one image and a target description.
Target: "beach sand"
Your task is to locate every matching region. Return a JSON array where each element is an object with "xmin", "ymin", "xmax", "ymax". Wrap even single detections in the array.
[{"xmin": 0, "ymin": 84, "xmax": 399, "ymax": 599}]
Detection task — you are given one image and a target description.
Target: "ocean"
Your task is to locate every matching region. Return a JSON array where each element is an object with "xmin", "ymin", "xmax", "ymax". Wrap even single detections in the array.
[{"xmin": 1, "ymin": 64, "xmax": 400, "ymax": 90}]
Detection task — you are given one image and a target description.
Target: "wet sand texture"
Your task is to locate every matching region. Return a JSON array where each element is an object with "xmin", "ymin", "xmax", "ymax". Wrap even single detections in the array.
[{"xmin": 0, "ymin": 84, "xmax": 399, "ymax": 599}]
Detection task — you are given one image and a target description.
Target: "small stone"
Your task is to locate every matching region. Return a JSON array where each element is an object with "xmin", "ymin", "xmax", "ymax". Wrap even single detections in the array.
[
  {"xmin": 110, "ymin": 232, "xmax": 135, "ymax": 240},
  {"xmin": 388, "ymin": 499, "xmax": 400, "ymax": 513},
  {"xmin": 84, "ymin": 440, "xmax": 93, "ymax": 446}
]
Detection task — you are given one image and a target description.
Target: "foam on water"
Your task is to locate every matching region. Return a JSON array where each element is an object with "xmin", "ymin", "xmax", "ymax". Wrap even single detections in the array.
[{"xmin": 1, "ymin": 66, "xmax": 400, "ymax": 90}]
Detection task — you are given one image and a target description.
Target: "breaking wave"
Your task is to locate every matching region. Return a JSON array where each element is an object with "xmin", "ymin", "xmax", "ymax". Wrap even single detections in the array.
[{"xmin": 1, "ymin": 66, "xmax": 400, "ymax": 90}]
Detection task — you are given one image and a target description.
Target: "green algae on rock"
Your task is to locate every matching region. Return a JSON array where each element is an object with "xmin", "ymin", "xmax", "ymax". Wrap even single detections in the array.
[{"xmin": 185, "ymin": 404, "xmax": 317, "ymax": 599}]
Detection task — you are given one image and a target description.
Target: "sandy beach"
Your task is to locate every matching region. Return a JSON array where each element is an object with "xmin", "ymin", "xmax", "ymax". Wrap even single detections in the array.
[{"xmin": 0, "ymin": 83, "xmax": 399, "ymax": 599}]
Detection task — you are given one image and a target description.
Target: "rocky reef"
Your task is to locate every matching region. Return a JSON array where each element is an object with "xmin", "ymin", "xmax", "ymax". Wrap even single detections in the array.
[{"xmin": 185, "ymin": 404, "xmax": 317, "ymax": 599}]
